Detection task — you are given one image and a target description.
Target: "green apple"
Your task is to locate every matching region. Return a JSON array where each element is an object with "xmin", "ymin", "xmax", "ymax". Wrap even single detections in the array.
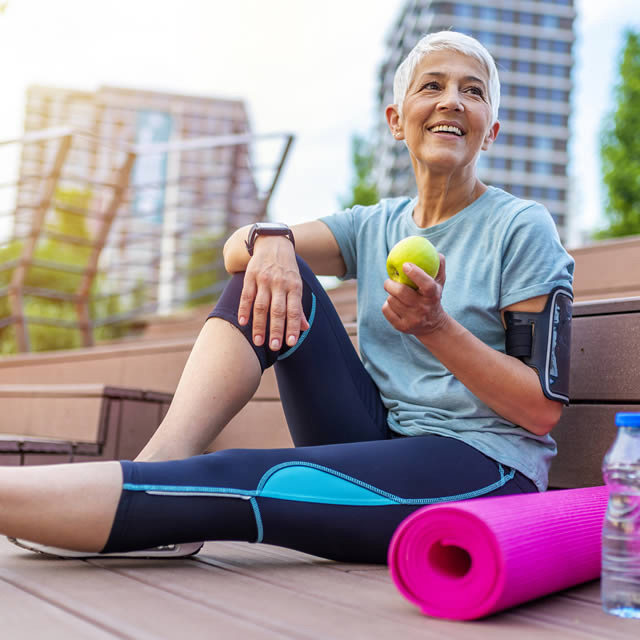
[{"xmin": 386, "ymin": 236, "xmax": 439, "ymax": 289}]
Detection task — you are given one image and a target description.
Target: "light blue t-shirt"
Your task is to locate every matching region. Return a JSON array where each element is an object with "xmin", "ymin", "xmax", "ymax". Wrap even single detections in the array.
[{"xmin": 320, "ymin": 186, "xmax": 574, "ymax": 491}]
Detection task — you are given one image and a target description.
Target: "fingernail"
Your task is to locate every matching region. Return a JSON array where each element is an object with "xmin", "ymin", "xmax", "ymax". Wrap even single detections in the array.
[
  {"xmin": 288, "ymin": 335, "xmax": 297, "ymax": 346},
  {"xmin": 270, "ymin": 338, "xmax": 280, "ymax": 350},
  {"xmin": 254, "ymin": 335, "xmax": 263, "ymax": 346},
  {"xmin": 239, "ymin": 316, "xmax": 247, "ymax": 325}
]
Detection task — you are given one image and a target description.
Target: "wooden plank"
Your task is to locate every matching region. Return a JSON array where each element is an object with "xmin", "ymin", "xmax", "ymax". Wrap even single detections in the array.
[
  {"xmin": 549, "ymin": 404, "xmax": 636, "ymax": 488},
  {"xmin": 573, "ymin": 297, "xmax": 640, "ymax": 317},
  {"xmin": 0, "ymin": 538, "xmax": 283, "ymax": 639},
  {"xmin": 570, "ymin": 314, "xmax": 640, "ymax": 402},
  {"xmin": 0, "ymin": 338, "xmax": 195, "ymax": 393},
  {"xmin": 506, "ymin": 587, "xmax": 640, "ymax": 638},
  {"xmin": 88, "ymin": 554, "xmax": 450, "ymax": 640},
  {"xmin": 116, "ymin": 399, "xmax": 164, "ymax": 460},
  {"xmin": 572, "ymin": 237, "xmax": 640, "ymax": 301},
  {"xmin": 208, "ymin": 401, "xmax": 292, "ymax": 452},
  {"xmin": 0, "ymin": 396, "xmax": 103, "ymax": 442},
  {"xmin": 0, "ymin": 578, "xmax": 116, "ymax": 638},
  {"xmin": 193, "ymin": 542, "xmax": 614, "ymax": 639}
]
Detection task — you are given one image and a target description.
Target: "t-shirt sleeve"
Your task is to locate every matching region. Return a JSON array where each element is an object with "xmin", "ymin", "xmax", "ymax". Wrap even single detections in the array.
[
  {"xmin": 319, "ymin": 207, "xmax": 360, "ymax": 280},
  {"xmin": 499, "ymin": 202, "xmax": 575, "ymax": 309}
]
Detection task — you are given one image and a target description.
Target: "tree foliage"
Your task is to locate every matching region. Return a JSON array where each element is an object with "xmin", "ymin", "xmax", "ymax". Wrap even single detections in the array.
[
  {"xmin": 0, "ymin": 188, "xmax": 130, "ymax": 353},
  {"xmin": 340, "ymin": 134, "xmax": 379, "ymax": 209},
  {"xmin": 597, "ymin": 29, "xmax": 640, "ymax": 239},
  {"xmin": 185, "ymin": 232, "xmax": 226, "ymax": 308}
]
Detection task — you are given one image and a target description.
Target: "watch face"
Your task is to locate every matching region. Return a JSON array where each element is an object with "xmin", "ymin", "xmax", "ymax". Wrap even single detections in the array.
[{"xmin": 256, "ymin": 223, "xmax": 288, "ymax": 231}]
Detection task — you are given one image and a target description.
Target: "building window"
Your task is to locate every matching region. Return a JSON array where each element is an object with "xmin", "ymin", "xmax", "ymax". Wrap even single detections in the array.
[
  {"xmin": 518, "ymin": 36, "xmax": 534, "ymax": 50},
  {"xmin": 551, "ymin": 64, "xmax": 568, "ymax": 78},
  {"xmin": 478, "ymin": 31, "xmax": 497, "ymax": 45},
  {"xmin": 540, "ymin": 15, "xmax": 559, "ymax": 28},
  {"xmin": 530, "ymin": 186, "xmax": 545, "ymax": 198},
  {"xmin": 498, "ymin": 33, "xmax": 515, "ymax": 47},
  {"xmin": 452, "ymin": 3, "xmax": 473, "ymax": 17},
  {"xmin": 533, "ymin": 137, "xmax": 554, "ymax": 150},
  {"xmin": 516, "ymin": 61, "xmax": 532, "ymax": 74},
  {"xmin": 513, "ymin": 134, "xmax": 528, "ymax": 147},
  {"xmin": 476, "ymin": 6, "xmax": 497, "ymax": 19},
  {"xmin": 552, "ymin": 40, "xmax": 571, "ymax": 54},
  {"xmin": 519, "ymin": 12, "xmax": 535, "ymax": 25},
  {"xmin": 537, "ymin": 39, "xmax": 553, "ymax": 52}
]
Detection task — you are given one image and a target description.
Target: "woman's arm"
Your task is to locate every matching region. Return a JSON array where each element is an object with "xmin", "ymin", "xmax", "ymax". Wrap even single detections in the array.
[
  {"xmin": 382, "ymin": 258, "xmax": 563, "ymax": 436},
  {"xmin": 222, "ymin": 220, "xmax": 346, "ymax": 352}
]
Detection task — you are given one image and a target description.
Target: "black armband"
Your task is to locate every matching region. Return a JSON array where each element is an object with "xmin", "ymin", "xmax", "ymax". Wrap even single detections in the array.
[{"xmin": 504, "ymin": 286, "xmax": 573, "ymax": 405}]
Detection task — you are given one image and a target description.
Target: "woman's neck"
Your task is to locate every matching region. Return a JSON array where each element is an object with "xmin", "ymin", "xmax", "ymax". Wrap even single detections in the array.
[{"xmin": 412, "ymin": 170, "xmax": 487, "ymax": 229}]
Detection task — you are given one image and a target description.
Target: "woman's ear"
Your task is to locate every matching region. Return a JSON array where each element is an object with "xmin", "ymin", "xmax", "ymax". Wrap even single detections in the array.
[
  {"xmin": 482, "ymin": 121, "xmax": 500, "ymax": 150},
  {"xmin": 385, "ymin": 104, "xmax": 404, "ymax": 140}
]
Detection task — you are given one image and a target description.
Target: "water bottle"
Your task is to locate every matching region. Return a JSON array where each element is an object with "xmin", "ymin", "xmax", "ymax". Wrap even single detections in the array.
[{"xmin": 601, "ymin": 412, "xmax": 640, "ymax": 619}]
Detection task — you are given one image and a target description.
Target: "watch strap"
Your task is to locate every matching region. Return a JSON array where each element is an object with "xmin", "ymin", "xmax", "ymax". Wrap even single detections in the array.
[{"xmin": 245, "ymin": 223, "xmax": 295, "ymax": 256}]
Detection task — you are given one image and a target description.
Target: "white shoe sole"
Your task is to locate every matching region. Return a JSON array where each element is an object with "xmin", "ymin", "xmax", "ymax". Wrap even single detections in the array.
[{"xmin": 7, "ymin": 537, "xmax": 204, "ymax": 559}]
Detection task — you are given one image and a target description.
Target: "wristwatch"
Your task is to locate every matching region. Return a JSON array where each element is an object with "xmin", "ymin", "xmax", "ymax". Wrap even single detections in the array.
[{"xmin": 245, "ymin": 222, "xmax": 295, "ymax": 256}]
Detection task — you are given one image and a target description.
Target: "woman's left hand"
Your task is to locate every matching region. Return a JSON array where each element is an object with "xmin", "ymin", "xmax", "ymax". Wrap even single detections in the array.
[{"xmin": 382, "ymin": 254, "xmax": 449, "ymax": 338}]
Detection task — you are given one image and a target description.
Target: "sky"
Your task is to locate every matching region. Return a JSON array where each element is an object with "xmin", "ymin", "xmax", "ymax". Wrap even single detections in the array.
[{"xmin": 0, "ymin": 0, "xmax": 638, "ymax": 248}]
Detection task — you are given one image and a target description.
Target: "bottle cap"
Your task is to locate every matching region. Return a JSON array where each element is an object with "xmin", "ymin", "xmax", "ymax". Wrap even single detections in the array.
[{"xmin": 615, "ymin": 412, "xmax": 640, "ymax": 427}]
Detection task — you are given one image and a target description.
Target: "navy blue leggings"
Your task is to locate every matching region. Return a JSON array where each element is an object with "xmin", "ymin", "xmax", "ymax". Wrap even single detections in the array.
[{"xmin": 103, "ymin": 258, "xmax": 537, "ymax": 563}]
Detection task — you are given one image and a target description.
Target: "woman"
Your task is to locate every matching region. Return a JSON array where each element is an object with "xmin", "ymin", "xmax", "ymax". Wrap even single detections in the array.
[{"xmin": 5, "ymin": 31, "xmax": 574, "ymax": 563}]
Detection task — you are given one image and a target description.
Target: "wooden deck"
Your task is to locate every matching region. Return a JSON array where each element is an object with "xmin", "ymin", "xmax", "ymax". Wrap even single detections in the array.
[{"xmin": 2, "ymin": 536, "xmax": 638, "ymax": 639}]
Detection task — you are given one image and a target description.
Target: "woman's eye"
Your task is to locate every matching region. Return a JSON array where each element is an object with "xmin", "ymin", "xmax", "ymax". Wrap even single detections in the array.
[
  {"xmin": 421, "ymin": 82, "xmax": 440, "ymax": 91},
  {"xmin": 466, "ymin": 86, "xmax": 484, "ymax": 97}
]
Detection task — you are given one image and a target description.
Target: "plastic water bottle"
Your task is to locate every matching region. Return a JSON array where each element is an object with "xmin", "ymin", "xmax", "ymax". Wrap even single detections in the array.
[{"xmin": 601, "ymin": 412, "xmax": 640, "ymax": 619}]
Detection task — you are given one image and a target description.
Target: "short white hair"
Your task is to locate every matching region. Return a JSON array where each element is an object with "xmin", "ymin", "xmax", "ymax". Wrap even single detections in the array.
[{"xmin": 393, "ymin": 31, "xmax": 500, "ymax": 124}]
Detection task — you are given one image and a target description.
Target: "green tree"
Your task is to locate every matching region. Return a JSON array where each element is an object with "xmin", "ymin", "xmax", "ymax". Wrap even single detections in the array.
[
  {"xmin": 340, "ymin": 134, "xmax": 379, "ymax": 209},
  {"xmin": 0, "ymin": 187, "xmax": 132, "ymax": 353},
  {"xmin": 185, "ymin": 232, "xmax": 226, "ymax": 308},
  {"xmin": 596, "ymin": 29, "xmax": 640, "ymax": 239}
]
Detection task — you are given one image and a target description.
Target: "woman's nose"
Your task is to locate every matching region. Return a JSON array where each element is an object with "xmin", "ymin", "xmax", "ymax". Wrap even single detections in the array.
[{"xmin": 437, "ymin": 87, "xmax": 463, "ymax": 111}]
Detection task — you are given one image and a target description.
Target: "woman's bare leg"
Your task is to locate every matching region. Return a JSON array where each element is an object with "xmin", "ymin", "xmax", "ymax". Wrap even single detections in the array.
[
  {"xmin": 136, "ymin": 318, "xmax": 262, "ymax": 462},
  {"xmin": 0, "ymin": 461, "xmax": 122, "ymax": 551}
]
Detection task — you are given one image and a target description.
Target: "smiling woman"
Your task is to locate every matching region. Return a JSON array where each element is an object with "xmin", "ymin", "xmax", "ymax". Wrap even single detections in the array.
[{"xmin": 3, "ymin": 31, "xmax": 574, "ymax": 568}]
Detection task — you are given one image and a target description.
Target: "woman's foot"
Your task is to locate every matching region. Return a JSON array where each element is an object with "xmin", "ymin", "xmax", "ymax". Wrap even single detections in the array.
[{"xmin": 7, "ymin": 537, "xmax": 204, "ymax": 559}]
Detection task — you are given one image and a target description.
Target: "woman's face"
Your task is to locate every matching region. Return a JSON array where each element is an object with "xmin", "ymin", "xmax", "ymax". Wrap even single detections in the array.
[{"xmin": 389, "ymin": 50, "xmax": 499, "ymax": 176}]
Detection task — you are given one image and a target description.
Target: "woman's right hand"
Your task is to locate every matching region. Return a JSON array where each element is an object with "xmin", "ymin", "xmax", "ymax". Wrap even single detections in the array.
[{"xmin": 236, "ymin": 236, "xmax": 309, "ymax": 351}]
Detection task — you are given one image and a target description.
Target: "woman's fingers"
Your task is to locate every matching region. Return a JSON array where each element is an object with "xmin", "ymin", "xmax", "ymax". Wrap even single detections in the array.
[
  {"xmin": 251, "ymin": 285, "xmax": 272, "ymax": 347},
  {"xmin": 238, "ymin": 263, "xmax": 308, "ymax": 351},
  {"xmin": 237, "ymin": 275, "xmax": 257, "ymax": 327},
  {"xmin": 268, "ymin": 290, "xmax": 287, "ymax": 350}
]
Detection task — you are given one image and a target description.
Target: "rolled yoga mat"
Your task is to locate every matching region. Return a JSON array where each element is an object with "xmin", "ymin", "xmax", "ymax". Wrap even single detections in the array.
[{"xmin": 388, "ymin": 485, "xmax": 609, "ymax": 620}]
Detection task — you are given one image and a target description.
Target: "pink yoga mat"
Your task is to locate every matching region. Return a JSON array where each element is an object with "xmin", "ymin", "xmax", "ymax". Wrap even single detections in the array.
[{"xmin": 388, "ymin": 485, "xmax": 609, "ymax": 620}]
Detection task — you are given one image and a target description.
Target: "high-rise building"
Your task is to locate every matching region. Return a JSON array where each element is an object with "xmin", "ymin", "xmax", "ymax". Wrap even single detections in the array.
[{"xmin": 375, "ymin": 0, "xmax": 575, "ymax": 243}]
